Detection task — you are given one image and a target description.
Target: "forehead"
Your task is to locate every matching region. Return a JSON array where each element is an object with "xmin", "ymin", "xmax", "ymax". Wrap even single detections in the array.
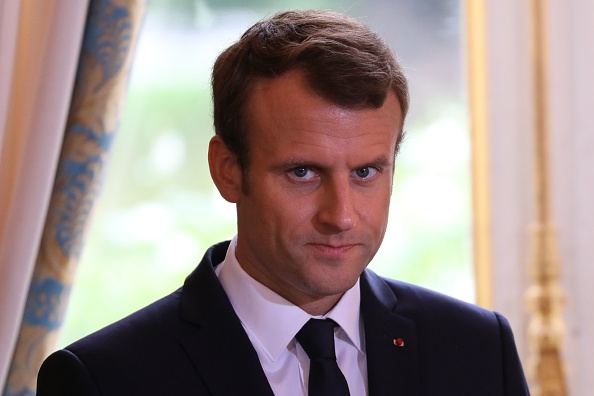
[{"xmin": 243, "ymin": 70, "xmax": 402, "ymax": 157}]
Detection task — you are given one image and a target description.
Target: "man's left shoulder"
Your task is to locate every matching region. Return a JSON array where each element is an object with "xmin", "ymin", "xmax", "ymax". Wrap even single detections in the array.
[
  {"xmin": 362, "ymin": 269, "xmax": 509, "ymax": 333},
  {"xmin": 361, "ymin": 269, "xmax": 529, "ymax": 395}
]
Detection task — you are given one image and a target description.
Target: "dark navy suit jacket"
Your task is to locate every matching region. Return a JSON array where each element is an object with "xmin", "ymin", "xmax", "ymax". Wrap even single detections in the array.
[{"xmin": 37, "ymin": 241, "xmax": 529, "ymax": 395}]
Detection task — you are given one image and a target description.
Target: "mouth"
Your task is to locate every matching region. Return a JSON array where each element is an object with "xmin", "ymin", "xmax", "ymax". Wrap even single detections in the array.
[{"xmin": 307, "ymin": 243, "xmax": 359, "ymax": 259}]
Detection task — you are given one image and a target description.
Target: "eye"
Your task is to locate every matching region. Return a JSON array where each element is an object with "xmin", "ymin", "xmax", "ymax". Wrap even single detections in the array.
[
  {"xmin": 288, "ymin": 167, "xmax": 317, "ymax": 181},
  {"xmin": 353, "ymin": 167, "xmax": 378, "ymax": 179}
]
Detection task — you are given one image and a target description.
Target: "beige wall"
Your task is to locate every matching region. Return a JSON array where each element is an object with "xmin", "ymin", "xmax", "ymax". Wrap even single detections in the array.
[
  {"xmin": 548, "ymin": 0, "xmax": 594, "ymax": 393},
  {"xmin": 483, "ymin": 0, "xmax": 594, "ymax": 394}
]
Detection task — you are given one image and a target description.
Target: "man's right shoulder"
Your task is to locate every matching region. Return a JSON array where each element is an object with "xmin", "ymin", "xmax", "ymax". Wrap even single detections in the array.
[
  {"xmin": 37, "ymin": 288, "xmax": 198, "ymax": 395},
  {"xmin": 67, "ymin": 287, "xmax": 185, "ymax": 352}
]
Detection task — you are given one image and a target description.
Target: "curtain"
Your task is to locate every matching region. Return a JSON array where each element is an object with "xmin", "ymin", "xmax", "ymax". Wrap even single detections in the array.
[
  {"xmin": 0, "ymin": 0, "xmax": 90, "ymax": 390},
  {"xmin": 1, "ymin": 1, "xmax": 145, "ymax": 394}
]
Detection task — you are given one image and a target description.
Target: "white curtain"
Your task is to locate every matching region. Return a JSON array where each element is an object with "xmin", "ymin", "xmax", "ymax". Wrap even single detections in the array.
[{"xmin": 0, "ymin": 0, "xmax": 90, "ymax": 390}]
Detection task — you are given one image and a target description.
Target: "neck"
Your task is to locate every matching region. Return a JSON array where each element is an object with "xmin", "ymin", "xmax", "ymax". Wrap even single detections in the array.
[{"xmin": 294, "ymin": 293, "xmax": 344, "ymax": 316}]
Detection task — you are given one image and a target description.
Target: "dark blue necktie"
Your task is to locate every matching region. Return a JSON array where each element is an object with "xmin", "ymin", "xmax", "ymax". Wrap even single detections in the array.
[{"xmin": 296, "ymin": 319, "xmax": 351, "ymax": 396}]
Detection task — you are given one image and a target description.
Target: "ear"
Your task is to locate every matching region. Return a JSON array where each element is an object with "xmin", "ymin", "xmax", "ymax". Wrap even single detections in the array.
[{"xmin": 208, "ymin": 135, "xmax": 243, "ymax": 203}]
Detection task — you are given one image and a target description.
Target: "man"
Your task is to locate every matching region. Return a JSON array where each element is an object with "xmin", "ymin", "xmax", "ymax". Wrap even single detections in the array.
[{"xmin": 37, "ymin": 10, "xmax": 529, "ymax": 395}]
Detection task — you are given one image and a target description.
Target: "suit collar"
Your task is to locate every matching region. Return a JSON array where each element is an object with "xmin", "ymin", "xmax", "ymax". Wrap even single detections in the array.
[
  {"xmin": 178, "ymin": 241, "xmax": 275, "ymax": 396},
  {"xmin": 216, "ymin": 237, "xmax": 364, "ymax": 360},
  {"xmin": 361, "ymin": 269, "xmax": 420, "ymax": 395}
]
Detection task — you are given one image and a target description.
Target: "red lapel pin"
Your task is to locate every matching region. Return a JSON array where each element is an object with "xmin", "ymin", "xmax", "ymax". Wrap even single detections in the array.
[{"xmin": 393, "ymin": 338, "xmax": 405, "ymax": 347}]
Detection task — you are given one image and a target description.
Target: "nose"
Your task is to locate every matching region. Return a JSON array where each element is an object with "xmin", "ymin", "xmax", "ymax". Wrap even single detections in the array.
[{"xmin": 315, "ymin": 178, "xmax": 358, "ymax": 233}]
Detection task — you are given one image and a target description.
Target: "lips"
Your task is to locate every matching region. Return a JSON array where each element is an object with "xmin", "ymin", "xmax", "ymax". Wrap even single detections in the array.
[{"xmin": 307, "ymin": 243, "xmax": 358, "ymax": 260}]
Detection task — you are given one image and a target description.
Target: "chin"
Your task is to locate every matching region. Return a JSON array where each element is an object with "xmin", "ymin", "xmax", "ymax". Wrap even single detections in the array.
[{"xmin": 308, "ymin": 276, "xmax": 359, "ymax": 297}]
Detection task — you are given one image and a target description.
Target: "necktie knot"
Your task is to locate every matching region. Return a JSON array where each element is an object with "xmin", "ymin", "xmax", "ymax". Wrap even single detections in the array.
[{"xmin": 296, "ymin": 319, "xmax": 337, "ymax": 360}]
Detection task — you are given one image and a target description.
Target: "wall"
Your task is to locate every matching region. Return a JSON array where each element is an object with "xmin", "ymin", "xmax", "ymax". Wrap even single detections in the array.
[{"xmin": 484, "ymin": 0, "xmax": 594, "ymax": 394}]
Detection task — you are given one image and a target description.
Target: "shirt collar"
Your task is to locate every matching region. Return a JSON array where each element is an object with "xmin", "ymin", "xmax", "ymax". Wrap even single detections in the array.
[{"xmin": 216, "ymin": 236, "xmax": 363, "ymax": 361}]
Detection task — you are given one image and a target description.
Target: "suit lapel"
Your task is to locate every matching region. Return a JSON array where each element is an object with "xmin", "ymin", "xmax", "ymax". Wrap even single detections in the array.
[
  {"xmin": 178, "ymin": 242, "xmax": 275, "ymax": 396},
  {"xmin": 361, "ymin": 269, "xmax": 420, "ymax": 395}
]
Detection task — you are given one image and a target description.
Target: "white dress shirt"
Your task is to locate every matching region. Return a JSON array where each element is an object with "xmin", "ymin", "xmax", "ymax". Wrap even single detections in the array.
[{"xmin": 215, "ymin": 237, "xmax": 368, "ymax": 396}]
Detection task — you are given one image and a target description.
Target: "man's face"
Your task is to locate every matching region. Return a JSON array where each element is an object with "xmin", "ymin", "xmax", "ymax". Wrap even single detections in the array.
[{"xmin": 233, "ymin": 69, "xmax": 402, "ymax": 314}]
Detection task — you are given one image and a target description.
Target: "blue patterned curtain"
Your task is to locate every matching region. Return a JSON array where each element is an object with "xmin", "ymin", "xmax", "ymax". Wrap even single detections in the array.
[{"xmin": 3, "ymin": 1, "xmax": 146, "ymax": 394}]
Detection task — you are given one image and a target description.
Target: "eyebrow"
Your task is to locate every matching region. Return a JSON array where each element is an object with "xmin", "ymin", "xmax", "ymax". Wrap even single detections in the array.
[
  {"xmin": 275, "ymin": 155, "xmax": 394, "ymax": 172},
  {"xmin": 366, "ymin": 155, "xmax": 393, "ymax": 169}
]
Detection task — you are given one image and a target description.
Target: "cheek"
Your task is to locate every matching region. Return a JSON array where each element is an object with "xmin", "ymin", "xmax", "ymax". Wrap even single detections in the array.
[
  {"xmin": 362, "ymin": 204, "xmax": 391, "ymax": 240},
  {"xmin": 364, "ymin": 206, "xmax": 390, "ymax": 233},
  {"xmin": 359, "ymin": 186, "xmax": 392, "ymax": 215},
  {"xmin": 272, "ymin": 197, "xmax": 316, "ymax": 230},
  {"xmin": 249, "ymin": 188, "xmax": 311, "ymax": 235}
]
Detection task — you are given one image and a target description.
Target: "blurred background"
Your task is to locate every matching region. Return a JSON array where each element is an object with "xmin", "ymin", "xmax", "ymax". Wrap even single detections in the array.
[{"xmin": 61, "ymin": 0, "xmax": 470, "ymax": 345}]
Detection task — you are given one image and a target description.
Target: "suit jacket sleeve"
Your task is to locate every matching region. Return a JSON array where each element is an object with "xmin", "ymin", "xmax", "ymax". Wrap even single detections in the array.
[
  {"xmin": 495, "ymin": 312, "xmax": 530, "ymax": 394},
  {"xmin": 37, "ymin": 349, "xmax": 100, "ymax": 396}
]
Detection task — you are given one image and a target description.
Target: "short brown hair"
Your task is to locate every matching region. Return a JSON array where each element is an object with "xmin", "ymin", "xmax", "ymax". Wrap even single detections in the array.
[{"xmin": 212, "ymin": 9, "xmax": 409, "ymax": 171}]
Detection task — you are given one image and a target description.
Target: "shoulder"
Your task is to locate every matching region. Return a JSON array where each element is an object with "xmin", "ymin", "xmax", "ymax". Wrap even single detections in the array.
[
  {"xmin": 38, "ymin": 289, "xmax": 191, "ymax": 394},
  {"xmin": 362, "ymin": 270, "xmax": 528, "ymax": 394},
  {"xmin": 56, "ymin": 289, "xmax": 188, "ymax": 366},
  {"xmin": 369, "ymin": 270, "xmax": 502, "ymax": 324},
  {"xmin": 40, "ymin": 242, "xmax": 230, "ymax": 375},
  {"xmin": 70, "ymin": 288, "xmax": 184, "ymax": 353},
  {"xmin": 362, "ymin": 269, "xmax": 517, "ymax": 349},
  {"xmin": 37, "ymin": 241, "xmax": 242, "ymax": 394},
  {"xmin": 62, "ymin": 240, "xmax": 231, "ymax": 356}
]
